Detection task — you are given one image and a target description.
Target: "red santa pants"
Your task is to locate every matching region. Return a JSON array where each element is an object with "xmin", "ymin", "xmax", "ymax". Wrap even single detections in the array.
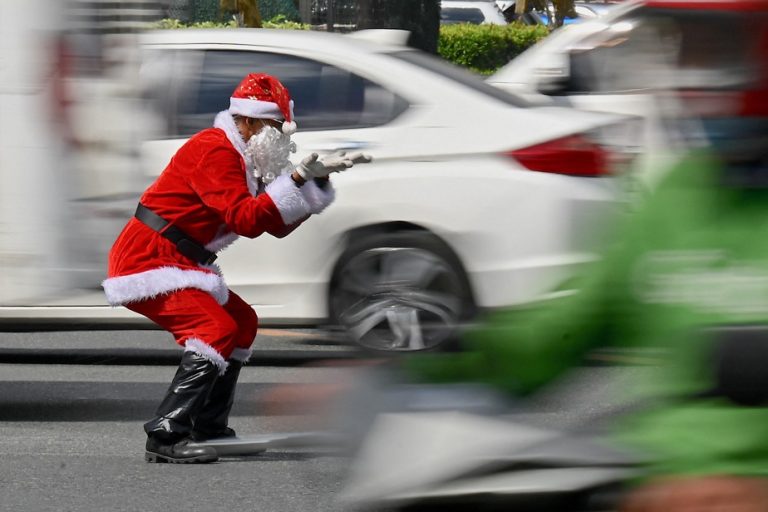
[{"xmin": 126, "ymin": 288, "xmax": 258, "ymax": 360}]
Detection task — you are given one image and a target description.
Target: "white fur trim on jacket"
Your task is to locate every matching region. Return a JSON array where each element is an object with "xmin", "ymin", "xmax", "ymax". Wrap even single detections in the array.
[
  {"xmin": 213, "ymin": 110, "xmax": 260, "ymax": 196},
  {"xmin": 102, "ymin": 266, "xmax": 229, "ymax": 306},
  {"xmin": 185, "ymin": 337, "xmax": 228, "ymax": 375},
  {"xmin": 229, "ymin": 98, "xmax": 294, "ymax": 123},
  {"xmin": 199, "ymin": 262, "xmax": 230, "ymax": 305},
  {"xmin": 230, "ymin": 347, "xmax": 253, "ymax": 363},
  {"xmin": 265, "ymin": 173, "xmax": 311, "ymax": 225},
  {"xmin": 205, "ymin": 229, "xmax": 240, "ymax": 254},
  {"xmin": 300, "ymin": 179, "xmax": 336, "ymax": 214}
]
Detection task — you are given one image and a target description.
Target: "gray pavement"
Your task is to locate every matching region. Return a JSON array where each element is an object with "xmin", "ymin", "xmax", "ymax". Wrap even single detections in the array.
[
  {"xmin": 0, "ymin": 328, "xmax": 360, "ymax": 366},
  {"xmin": 0, "ymin": 328, "xmax": 349, "ymax": 352},
  {"xmin": 0, "ymin": 419, "xmax": 350, "ymax": 512},
  {"xmin": 0, "ymin": 330, "xmax": 364, "ymax": 512},
  {"xmin": 0, "ymin": 329, "xmax": 652, "ymax": 512}
]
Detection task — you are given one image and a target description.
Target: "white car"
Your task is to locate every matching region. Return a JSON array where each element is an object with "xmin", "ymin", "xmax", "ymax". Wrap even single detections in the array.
[
  {"xmin": 2, "ymin": 28, "xmax": 629, "ymax": 352},
  {"xmin": 442, "ymin": 0, "xmax": 508, "ymax": 25},
  {"xmin": 487, "ymin": 0, "xmax": 766, "ymax": 187}
]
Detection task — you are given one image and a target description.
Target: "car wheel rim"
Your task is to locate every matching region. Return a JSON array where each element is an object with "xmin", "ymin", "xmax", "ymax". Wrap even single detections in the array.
[{"xmin": 333, "ymin": 247, "xmax": 465, "ymax": 352}]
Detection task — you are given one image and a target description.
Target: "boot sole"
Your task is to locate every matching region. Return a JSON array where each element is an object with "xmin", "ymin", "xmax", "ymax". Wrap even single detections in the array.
[{"xmin": 145, "ymin": 451, "xmax": 218, "ymax": 464}]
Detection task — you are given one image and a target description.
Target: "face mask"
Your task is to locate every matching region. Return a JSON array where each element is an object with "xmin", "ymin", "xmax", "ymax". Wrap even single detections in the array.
[{"xmin": 245, "ymin": 125, "xmax": 297, "ymax": 185}]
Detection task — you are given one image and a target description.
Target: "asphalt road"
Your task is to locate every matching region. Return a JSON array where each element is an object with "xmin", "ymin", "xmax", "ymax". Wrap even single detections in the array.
[
  {"xmin": 0, "ymin": 329, "xmax": 365, "ymax": 512},
  {"xmin": 0, "ymin": 329, "xmax": 652, "ymax": 512}
]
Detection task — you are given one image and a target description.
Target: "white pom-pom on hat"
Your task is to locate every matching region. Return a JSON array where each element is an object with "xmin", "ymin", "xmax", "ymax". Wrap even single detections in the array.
[{"xmin": 282, "ymin": 120, "xmax": 297, "ymax": 136}]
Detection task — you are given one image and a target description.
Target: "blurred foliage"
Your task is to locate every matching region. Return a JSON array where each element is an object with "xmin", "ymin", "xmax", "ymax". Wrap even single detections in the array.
[
  {"xmin": 517, "ymin": 0, "xmax": 576, "ymax": 28},
  {"xmin": 221, "ymin": 0, "xmax": 262, "ymax": 27},
  {"xmin": 550, "ymin": 0, "xmax": 577, "ymax": 27},
  {"xmin": 356, "ymin": 0, "xmax": 441, "ymax": 54},
  {"xmin": 153, "ymin": 18, "xmax": 239, "ymax": 28},
  {"xmin": 191, "ymin": 0, "xmax": 222, "ymax": 22},
  {"xmin": 438, "ymin": 23, "xmax": 549, "ymax": 75},
  {"xmin": 152, "ymin": 17, "xmax": 308, "ymax": 29},
  {"xmin": 262, "ymin": 15, "xmax": 308, "ymax": 28},
  {"xmin": 307, "ymin": 0, "xmax": 357, "ymax": 26},
  {"xmin": 259, "ymin": 0, "xmax": 301, "ymax": 21}
]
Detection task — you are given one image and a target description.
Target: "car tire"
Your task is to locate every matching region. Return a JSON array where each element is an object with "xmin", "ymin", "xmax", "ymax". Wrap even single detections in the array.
[{"xmin": 329, "ymin": 231, "xmax": 475, "ymax": 353}]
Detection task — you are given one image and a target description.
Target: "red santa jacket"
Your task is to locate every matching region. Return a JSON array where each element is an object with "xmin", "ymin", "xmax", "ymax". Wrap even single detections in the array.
[{"xmin": 102, "ymin": 111, "xmax": 333, "ymax": 307}]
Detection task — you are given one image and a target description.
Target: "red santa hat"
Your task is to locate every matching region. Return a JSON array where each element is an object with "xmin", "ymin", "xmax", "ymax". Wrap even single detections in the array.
[{"xmin": 229, "ymin": 73, "xmax": 297, "ymax": 135}]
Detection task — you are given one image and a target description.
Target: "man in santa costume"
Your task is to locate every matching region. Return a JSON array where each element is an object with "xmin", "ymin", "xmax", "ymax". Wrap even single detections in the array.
[{"xmin": 102, "ymin": 73, "xmax": 370, "ymax": 463}]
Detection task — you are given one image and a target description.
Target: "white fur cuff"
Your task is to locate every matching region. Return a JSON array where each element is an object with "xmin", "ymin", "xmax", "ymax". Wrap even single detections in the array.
[
  {"xmin": 300, "ymin": 180, "xmax": 336, "ymax": 214},
  {"xmin": 230, "ymin": 347, "xmax": 253, "ymax": 363},
  {"xmin": 265, "ymin": 173, "xmax": 311, "ymax": 225},
  {"xmin": 185, "ymin": 337, "xmax": 229, "ymax": 375}
]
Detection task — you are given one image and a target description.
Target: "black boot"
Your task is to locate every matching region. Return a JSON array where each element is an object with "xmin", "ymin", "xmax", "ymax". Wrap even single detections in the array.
[
  {"xmin": 192, "ymin": 359, "xmax": 243, "ymax": 441},
  {"xmin": 144, "ymin": 436, "xmax": 217, "ymax": 464},
  {"xmin": 144, "ymin": 350, "xmax": 221, "ymax": 463}
]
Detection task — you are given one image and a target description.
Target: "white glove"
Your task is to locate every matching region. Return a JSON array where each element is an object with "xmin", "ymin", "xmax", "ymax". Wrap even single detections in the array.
[
  {"xmin": 300, "ymin": 179, "xmax": 336, "ymax": 214},
  {"xmin": 296, "ymin": 151, "xmax": 373, "ymax": 180}
]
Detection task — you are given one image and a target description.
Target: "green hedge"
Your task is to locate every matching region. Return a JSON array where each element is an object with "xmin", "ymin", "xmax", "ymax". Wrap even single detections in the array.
[
  {"xmin": 150, "ymin": 20, "xmax": 548, "ymax": 75},
  {"xmin": 438, "ymin": 23, "xmax": 549, "ymax": 75},
  {"xmin": 258, "ymin": 0, "xmax": 301, "ymax": 22},
  {"xmin": 152, "ymin": 18, "xmax": 309, "ymax": 30}
]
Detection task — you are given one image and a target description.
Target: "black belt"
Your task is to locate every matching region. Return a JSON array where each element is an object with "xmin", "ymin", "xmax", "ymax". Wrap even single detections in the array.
[{"xmin": 134, "ymin": 203, "xmax": 217, "ymax": 265}]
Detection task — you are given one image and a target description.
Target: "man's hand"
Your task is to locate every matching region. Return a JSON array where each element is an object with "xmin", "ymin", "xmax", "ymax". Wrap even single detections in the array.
[{"xmin": 296, "ymin": 151, "xmax": 372, "ymax": 180}]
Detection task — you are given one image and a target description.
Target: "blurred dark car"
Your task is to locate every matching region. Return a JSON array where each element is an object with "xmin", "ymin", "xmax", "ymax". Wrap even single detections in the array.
[
  {"xmin": 442, "ymin": 0, "xmax": 508, "ymax": 25},
  {"xmin": 527, "ymin": 2, "xmax": 617, "ymax": 25}
]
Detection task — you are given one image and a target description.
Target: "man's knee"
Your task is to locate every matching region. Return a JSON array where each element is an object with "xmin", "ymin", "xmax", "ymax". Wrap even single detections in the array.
[
  {"xmin": 237, "ymin": 308, "xmax": 258, "ymax": 348},
  {"xmin": 223, "ymin": 292, "xmax": 258, "ymax": 349},
  {"xmin": 211, "ymin": 314, "xmax": 241, "ymax": 349}
]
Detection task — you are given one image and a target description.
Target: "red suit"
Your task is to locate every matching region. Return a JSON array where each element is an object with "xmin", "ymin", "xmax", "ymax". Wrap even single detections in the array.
[
  {"xmin": 112, "ymin": 73, "xmax": 341, "ymax": 463},
  {"xmin": 103, "ymin": 110, "xmax": 332, "ymax": 372}
]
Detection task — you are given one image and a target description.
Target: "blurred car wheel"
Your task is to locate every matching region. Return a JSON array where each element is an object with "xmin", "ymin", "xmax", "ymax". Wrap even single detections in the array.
[{"xmin": 330, "ymin": 232, "xmax": 475, "ymax": 353}]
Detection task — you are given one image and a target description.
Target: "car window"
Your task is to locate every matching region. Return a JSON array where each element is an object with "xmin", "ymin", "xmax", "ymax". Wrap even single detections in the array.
[
  {"xmin": 441, "ymin": 7, "xmax": 486, "ymax": 24},
  {"xmin": 163, "ymin": 49, "xmax": 408, "ymax": 137},
  {"xmin": 140, "ymin": 48, "xmax": 201, "ymax": 139}
]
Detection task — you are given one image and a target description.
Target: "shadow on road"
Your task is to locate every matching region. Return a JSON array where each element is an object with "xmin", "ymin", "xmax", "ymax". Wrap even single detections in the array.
[{"xmin": 0, "ymin": 382, "xmax": 276, "ymax": 421}]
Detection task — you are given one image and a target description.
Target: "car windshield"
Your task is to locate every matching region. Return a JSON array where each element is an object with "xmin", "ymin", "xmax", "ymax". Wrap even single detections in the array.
[{"xmin": 389, "ymin": 50, "xmax": 530, "ymax": 108}]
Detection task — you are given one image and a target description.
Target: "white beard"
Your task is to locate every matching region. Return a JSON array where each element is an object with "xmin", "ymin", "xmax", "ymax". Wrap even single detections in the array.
[{"xmin": 245, "ymin": 126, "xmax": 297, "ymax": 185}]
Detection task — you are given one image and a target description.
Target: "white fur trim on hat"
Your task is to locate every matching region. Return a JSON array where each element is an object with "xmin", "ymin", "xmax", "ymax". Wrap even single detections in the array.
[
  {"xmin": 265, "ymin": 173, "xmax": 311, "ymax": 225},
  {"xmin": 282, "ymin": 120, "xmax": 297, "ymax": 136},
  {"xmin": 229, "ymin": 98, "xmax": 296, "ymax": 134},
  {"xmin": 229, "ymin": 98, "xmax": 294, "ymax": 121},
  {"xmin": 229, "ymin": 97, "xmax": 282, "ymax": 119},
  {"xmin": 184, "ymin": 337, "xmax": 229, "ymax": 375},
  {"xmin": 101, "ymin": 266, "xmax": 229, "ymax": 306},
  {"xmin": 300, "ymin": 179, "xmax": 336, "ymax": 214}
]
